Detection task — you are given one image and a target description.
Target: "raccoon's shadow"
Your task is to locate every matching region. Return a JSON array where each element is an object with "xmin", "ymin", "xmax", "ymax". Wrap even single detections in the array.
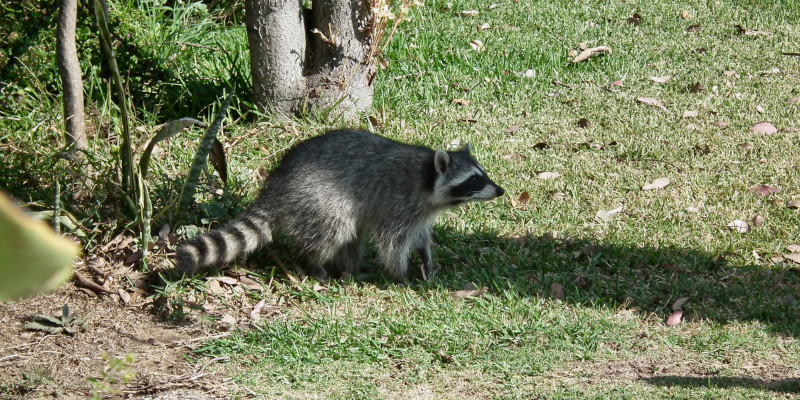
[{"xmin": 429, "ymin": 229, "xmax": 800, "ymax": 338}]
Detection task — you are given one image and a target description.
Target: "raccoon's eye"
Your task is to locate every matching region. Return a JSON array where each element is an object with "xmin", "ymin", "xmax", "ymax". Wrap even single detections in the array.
[{"xmin": 470, "ymin": 176, "xmax": 479, "ymax": 182}]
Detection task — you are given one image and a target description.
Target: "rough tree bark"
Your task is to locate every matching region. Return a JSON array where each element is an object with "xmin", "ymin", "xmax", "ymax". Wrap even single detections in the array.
[
  {"xmin": 244, "ymin": 0, "xmax": 377, "ymax": 120},
  {"xmin": 57, "ymin": 0, "xmax": 88, "ymax": 158}
]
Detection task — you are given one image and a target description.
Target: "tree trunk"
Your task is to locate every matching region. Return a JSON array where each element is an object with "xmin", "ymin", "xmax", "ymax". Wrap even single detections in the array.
[
  {"xmin": 56, "ymin": 0, "xmax": 88, "ymax": 158},
  {"xmin": 245, "ymin": 0, "xmax": 376, "ymax": 120}
]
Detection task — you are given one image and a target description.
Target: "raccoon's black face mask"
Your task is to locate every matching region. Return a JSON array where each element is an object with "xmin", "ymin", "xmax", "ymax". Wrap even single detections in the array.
[{"xmin": 432, "ymin": 146, "xmax": 504, "ymax": 206}]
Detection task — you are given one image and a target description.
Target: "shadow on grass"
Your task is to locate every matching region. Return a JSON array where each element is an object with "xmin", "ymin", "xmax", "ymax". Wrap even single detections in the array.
[
  {"xmin": 644, "ymin": 376, "xmax": 800, "ymax": 393},
  {"xmin": 429, "ymin": 229, "xmax": 800, "ymax": 338}
]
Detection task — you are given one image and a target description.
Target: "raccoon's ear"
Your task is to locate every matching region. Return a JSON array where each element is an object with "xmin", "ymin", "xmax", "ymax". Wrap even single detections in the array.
[
  {"xmin": 434, "ymin": 150, "xmax": 450, "ymax": 174},
  {"xmin": 461, "ymin": 142, "xmax": 472, "ymax": 153}
]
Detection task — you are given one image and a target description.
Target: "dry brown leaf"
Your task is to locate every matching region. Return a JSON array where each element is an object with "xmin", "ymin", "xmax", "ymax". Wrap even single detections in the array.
[
  {"xmin": 681, "ymin": 10, "xmax": 691, "ymax": 19},
  {"xmin": 469, "ymin": 39, "xmax": 485, "ymax": 52},
  {"xmin": 637, "ymin": 97, "xmax": 668, "ymax": 112},
  {"xmin": 512, "ymin": 191, "xmax": 530, "ymax": 208},
  {"xmin": 460, "ymin": 10, "xmax": 479, "ymax": 17},
  {"xmin": 219, "ymin": 314, "xmax": 237, "ymax": 326},
  {"xmin": 207, "ymin": 279, "xmax": 226, "ymax": 294},
  {"xmin": 572, "ymin": 46, "xmax": 611, "ymax": 63},
  {"xmin": 752, "ymin": 215, "xmax": 765, "ymax": 228},
  {"xmin": 788, "ymin": 199, "xmax": 800, "ymax": 209},
  {"xmin": 451, "ymin": 286, "xmax": 488, "ymax": 299},
  {"xmin": 505, "ymin": 124, "xmax": 520, "ymax": 133},
  {"xmin": 650, "ymin": 76, "xmax": 672, "ymax": 84},
  {"xmin": 596, "ymin": 206, "xmax": 623, "ymax": 221},
  {"xmin": 550, "ymin": 191, "xmax": 565, "ymax": 201},
  {"xmin": 477, "ymin": 22, "xmax": 491, "ymax": 31},
  {"xmin": 627, "ymin": 13, "xmax": 641, "ymax": 25},
  {"xmin": 682, "ymin": 110, "xmax": 698, "ymax": 118},
  {"xmin": 250, "ymin": 299, "xmax": 265, "ymax": 320},
  {"xmin": 577, "ymin": 118, "xmax": 592, "ymax": 128},
  {"xmin": 751, "ymin": 122, "xmax": 777, "ymax": 135},
  {"xmin": 726, "ymin": 220, "xmax": 750, "ymax": 233},
  {"xmin": 452, "ymin": 98, "xmax": 470, "ymax": 106},
  {"xmin": 239, "ymin": 275, "xmax": 262, "ymax": 291},
  {"xmin": 785, "ymin": 253, "xmax": 800, "ymax": 264},
  {"xmin": 672, "ymin": 297, "xmax": 690, "ymax": 312},
  {"xmin": 687, "ymin": 24, "xmax": 701, "ymax": 33},
  {"xmin": 643, "ymin": 177, "xmax": 670, "ymax": 191},
  {"xmin": 216, "ymin": 276, "xmax": 239, "ymax": 286},
  {"xmin": 787, "ymin": 97, "xmax": 800, "ymax": 105},
  {"xmin": 713, "ymin": 121, "xmax": 730, "ymax": 128},
  {"xmin": 502, "ymin": 152, "xmax": 527, "ymax": 161},
  {"xmin": 312, "ymin": 284, "xmax": 327, "ymax": 292},
  {"xmin": 118, "ymin": 289, "xmax": 131, "ymax": 304},
  {"xmin": 537, "ymin": 172, "xmax": 561, "ymax": 180},
  {"xmin": 787, "ymin": 244, "xmax": 800, "ymax": 253},
  {"xmin": 667, "ymin": 310, "xmax": 683, "ymax": 326},
  {"xmin": 748, "ymin": 185, "xmax": 781, "ymax": 195},
  {"xmin": 689, "ymin": 82, "xmax": 705, "ymax": 93},
  {"xmin": 733, "ymin": 25, "xmax": 770, "ymax": 36}
]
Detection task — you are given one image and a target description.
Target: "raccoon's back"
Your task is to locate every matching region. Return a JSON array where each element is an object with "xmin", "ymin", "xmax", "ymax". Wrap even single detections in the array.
[{"xmin": 260, "ymin": 130, "xmax": 437, "ymax": 228}]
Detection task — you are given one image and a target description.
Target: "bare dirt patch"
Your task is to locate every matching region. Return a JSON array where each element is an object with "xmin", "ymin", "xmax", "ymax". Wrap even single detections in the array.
[{"xmin": 0, "ymin": 271, "xmax": 228, "ymax": 398}]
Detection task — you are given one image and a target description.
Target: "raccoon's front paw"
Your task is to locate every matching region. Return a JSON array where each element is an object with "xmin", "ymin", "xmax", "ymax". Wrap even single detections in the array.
[{"xmin": 420, "ymin": 263, "xmax": 440, "ymax": 281}]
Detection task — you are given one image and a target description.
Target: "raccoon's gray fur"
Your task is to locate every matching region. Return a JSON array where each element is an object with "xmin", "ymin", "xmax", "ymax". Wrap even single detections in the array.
[{"xmin": 176, "ymin": 129, "xmax": 504, "ymax": 281}]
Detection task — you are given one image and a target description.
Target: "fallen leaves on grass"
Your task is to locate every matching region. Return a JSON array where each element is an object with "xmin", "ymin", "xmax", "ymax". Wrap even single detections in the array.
[
  {"xmin": 672, "ymin": 297, "xmax": 690, "ymax": 312},
  {"xmin": 469, "ymin": 39, "xmax": 485, "ymax": 52},
  {"xmin": 748, "ymin": 185, "xmax": 781, "ymax": 195},
  {"xmin": 726, "ymin": 220, "xmax": 750, "ymax": 233},
  {"xmin": 451, "ymin": 282, "xmax": 488, "ymax": 299},
  {"xmin": 627, "ymin": 13, "xmax": 641, "ymax": 25},
  {"xmin": 637, "ymin": 97, "xmax": 668, "ymax": 112},
  {"xmin": 572, "ymin": 46, "xmax": 611, "ymax": 63},
  {"xmin": 250, "ymin": 299, "xmax": 265, "ymax": 320},
  {"xmin": 751, "ymin": 122, "xmax": 777, "ymax": 135},
  {"xmin": 682, "ymin": 110, "xmax": 698, "ymax": 118},
  {"xmin": 650, "ymin": 76, "xmax": 671, "ymax": 84},
  {"xmin": 666, "ymin": 310, "xmax": 683, "ymax": 326},
  {"xmin": 596, "ymin": 206, "xmax": 623, "ymax": 221},
  {"xmin": 689, "ymin": 82, "xmax": 705, "ymax": 93},
  {"xmin": 537, "ymin": 171, "xmax": 561, "ymax": 180},
  {"xmin": 512, "ymin": 191, "xmax": 530, "ymax": 208},
  {"xmin": 785, "ymin": 252, "xmax": 800, "ymax": 265},
  {"xmin": 642, "ymin": 178, "xmax": 670, "ymax": 191},
  {"xmin": 733, "ymin": 25, "xmax": 771, "ymax": 36}
]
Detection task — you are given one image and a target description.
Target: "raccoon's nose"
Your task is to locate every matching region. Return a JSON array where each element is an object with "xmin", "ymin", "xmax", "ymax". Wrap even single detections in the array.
[{"xmin": 495, "ymin": 186, "xmax": 505, "ymax": 197}]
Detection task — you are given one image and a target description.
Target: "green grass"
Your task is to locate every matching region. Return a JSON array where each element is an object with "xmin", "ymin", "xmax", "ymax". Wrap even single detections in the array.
[{"xmin": 3, "ymin": 0, "xmax": 800, "ymax": 398}]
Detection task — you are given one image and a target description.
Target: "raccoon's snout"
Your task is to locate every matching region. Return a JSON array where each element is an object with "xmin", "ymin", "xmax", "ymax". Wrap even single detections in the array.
[{"xmin": 494, "ymin": 185, "xmax": 505, "ymax": 197}]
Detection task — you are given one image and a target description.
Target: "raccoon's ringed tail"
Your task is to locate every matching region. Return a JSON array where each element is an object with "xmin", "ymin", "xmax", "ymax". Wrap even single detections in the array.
[{"xmin": 175, "ymin": 211, "xmax": 272, "ymax": 274}]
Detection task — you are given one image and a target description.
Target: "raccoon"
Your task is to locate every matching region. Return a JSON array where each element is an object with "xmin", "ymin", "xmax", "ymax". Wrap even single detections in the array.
[{"xmin": 176, "ymin": 129, "xmax": 504, "ymax": 281}]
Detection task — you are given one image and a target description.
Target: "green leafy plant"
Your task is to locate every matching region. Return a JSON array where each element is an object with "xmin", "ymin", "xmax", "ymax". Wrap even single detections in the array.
[
  {"xmin": 91, "ymin": 0, "xmax": 235, "ymax": 270},
  {"xmin": 23, "ymin": 304, "xmax": 87, "ymax": 335},
  {"xmin": 87, "ymin": 352, "xmax": 136, "ymax": 399}
]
